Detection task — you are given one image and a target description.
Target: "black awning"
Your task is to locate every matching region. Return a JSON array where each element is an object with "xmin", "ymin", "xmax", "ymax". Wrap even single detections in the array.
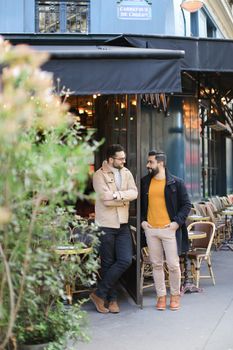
[
  {"xmin": 6, "ymin": 33, "xmax": 233, "ymax": 73},
  {"xmin": 106, "ymin": 35, "xmax": 233, "ymax": 73},
  {"xmin": 38, "ymin": 45, "xmax": 184, "ymax": 95}
]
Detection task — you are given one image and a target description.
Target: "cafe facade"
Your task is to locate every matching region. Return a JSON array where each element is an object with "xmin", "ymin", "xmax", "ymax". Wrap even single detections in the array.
[{"xmin": 3, "ymin": 32, "xmax": 233, "ymax": 304}]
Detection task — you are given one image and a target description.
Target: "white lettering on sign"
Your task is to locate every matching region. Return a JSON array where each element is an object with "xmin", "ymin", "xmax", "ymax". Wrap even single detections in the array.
[{"xmin": 117, "ymin": 1, "xmax": 152, "ymax": 20}]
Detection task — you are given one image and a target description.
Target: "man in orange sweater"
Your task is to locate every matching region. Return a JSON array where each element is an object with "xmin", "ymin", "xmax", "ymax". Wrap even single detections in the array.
[{"xmin": 141, "ymin": 150, "xmax": 191, "ymax": 311}]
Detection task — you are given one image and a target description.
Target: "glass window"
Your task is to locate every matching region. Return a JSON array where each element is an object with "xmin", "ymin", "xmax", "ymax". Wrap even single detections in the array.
[
  {"xmin": 206, "ymin": 17, "xmax": 216, "ymax": 38},
  {"xmin": 200, "ymin": 108, "xmax": 218, "ymax": 198},
  {"xmin": 191, "ymin": 12, "xmax": 199, "ymax": 37},
  {"xmin": 35, "ymin": 1, "xmax": 90, "ymax": 33},
  {"xmin": 36, "ymin": 1, "xmax": 60, "ymax": 33}
]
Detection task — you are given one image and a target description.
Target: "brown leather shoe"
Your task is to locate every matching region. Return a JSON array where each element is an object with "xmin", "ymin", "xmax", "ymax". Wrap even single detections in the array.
[
  {"xmin": 90, "ymin": 292, "xmax": 109, "ymax": 313},
  {"xmin": 156, "ymin": 296, "xmax": 166, "ymax": 311},
  {"xmin": 170, "ymin": 295, "xmax": 180, "ymax": 311},
  {"xmin": 108, "ymin": 301, "xmax": 120, "ymax": 313}
]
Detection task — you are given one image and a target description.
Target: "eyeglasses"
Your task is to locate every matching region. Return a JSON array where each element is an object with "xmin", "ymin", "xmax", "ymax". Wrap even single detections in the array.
[{"xmin": 113, "ymin": 157, "xmax": 126, "ymax": 161}]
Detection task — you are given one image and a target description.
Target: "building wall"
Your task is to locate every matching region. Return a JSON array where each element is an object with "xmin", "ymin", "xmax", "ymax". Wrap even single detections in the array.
[
  {"xmin": 91, "ymin": 0, "xmax": 175, "ymax": 35},
  {"xmin": 204, "ymin": 0, "xmax": 233, "ymax": 38},
  {"xmin": 0, "ymin": 0, "xmax": 35, "ymax": 33},
  {"xmin": 0, "ymin": 0, "xmax": 24, "ymax": 32},
  {"xmin": 173, "ymin": 0, "xmax": 192, "ymax": 36},
  {"xmin": 0, "ymin": 0, "xmax": 232, "ymax": 38},
  {"xmin": 0, "ymin": 0, "xmax": 175, "ymax": 35},
  {"xmin": 0, "ymin": 0, "xmax": 232, "ymax": 197}
]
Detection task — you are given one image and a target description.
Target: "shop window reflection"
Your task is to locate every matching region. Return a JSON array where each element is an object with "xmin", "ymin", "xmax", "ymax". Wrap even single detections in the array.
[
  {"xmin": 65, "ymin": 94, "xmax": 137, "ymax": 219},
  {"xmin": 200, "ymin": 107, "xmax": 218, "ymax": 198}
]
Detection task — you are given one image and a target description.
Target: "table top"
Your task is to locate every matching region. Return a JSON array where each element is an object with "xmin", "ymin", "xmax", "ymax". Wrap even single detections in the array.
[
  {"xmin": 188, "ymin": 231, "xmax": 207, "ymax": 240},
  {"xmin": 54, "ymin": 246, "xmax": 92, "ymax": 255},
  {"xmin": 187, "ymin": 215, "xmax": 210, "ymax": 222},
  {"xmin": 222, "ymin": 210, "xmax": 233, "ymax": 215}
]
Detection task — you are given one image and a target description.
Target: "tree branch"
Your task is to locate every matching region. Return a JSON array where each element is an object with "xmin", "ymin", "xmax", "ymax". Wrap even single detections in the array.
[{"xmin": 0, "ymin": 243, "xmax": 15, "ymax": 350}]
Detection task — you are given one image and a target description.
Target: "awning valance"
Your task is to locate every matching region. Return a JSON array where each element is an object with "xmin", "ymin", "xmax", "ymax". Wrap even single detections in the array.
[
  {"xmin": 107, "ymin": 35, "xmax": 233, "ymax": 72},
  {"xmin": 36, "ymin": 45, "xmax": 184, "ymax": 95}
]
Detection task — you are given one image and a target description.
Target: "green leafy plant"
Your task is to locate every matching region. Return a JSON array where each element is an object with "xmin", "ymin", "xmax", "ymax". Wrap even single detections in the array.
[
  {"xmin": 0, "ymin": 37, "xmax": 100, "ymax": 349},
  {"xmin": 15, "ymin": 301, "xmax": 89, "ymax": 349}
]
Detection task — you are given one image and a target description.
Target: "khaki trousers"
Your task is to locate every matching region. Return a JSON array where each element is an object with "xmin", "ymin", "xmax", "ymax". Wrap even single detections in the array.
[{"xmin": 144, "ymin": 227, "xmax": 181, "ymax": 297}]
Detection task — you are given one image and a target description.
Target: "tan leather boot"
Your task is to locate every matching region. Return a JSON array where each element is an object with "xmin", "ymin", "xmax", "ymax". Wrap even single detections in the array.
[
  {"xmin": 90, "ymin": 292, "xmax": 109, "ymax": 313},
  {"xmin": 156, "ymin": 296, "xmax": 166, "ymax": 310},
  {"xmin": 108, "ymin": 301, "xmax": 120, "ymax": 313},
  {"xmin": 170, "ymin": 295, "xmax": 180, "ymax": 311}
]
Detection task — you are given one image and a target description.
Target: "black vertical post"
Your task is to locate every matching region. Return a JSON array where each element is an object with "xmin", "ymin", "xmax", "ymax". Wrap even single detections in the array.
[
  {"xmin": 181, "ymin": 7, "xmax": 187, "ymax": 36},
  {"xmin": 136, "ymin": 94, "xmax": 142, "ymax": 306},
  {"xmin": 216, "ymin": 134, "xmax": 226, "ymax": 195},
  {"xmin": 201, "ymin": 107, "xmax": 205, "ymax": 198},
  {"xmin": 207, "ymin": 121, "xmax": 210, "ymax": 197}
]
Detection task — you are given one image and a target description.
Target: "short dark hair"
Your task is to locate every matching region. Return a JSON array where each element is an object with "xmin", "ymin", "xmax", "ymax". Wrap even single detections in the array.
[
  {"xmin": 148, "ymin": 150, "xmax": 167, "ymax": 166},
  {"xmin": 106, "ymin": 144, "xmax": 125, "ymax": 160}
]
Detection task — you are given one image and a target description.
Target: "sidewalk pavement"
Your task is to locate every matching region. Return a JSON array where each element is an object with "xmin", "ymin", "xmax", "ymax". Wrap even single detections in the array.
[{"xmin": 71, "ymin": 250, "xmax": 233, "ymax": 350}]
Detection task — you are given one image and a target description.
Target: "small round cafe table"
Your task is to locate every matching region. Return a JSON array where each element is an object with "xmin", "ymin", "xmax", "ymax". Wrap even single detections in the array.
[
  {"xmin": 187, "ymin": 215, "xmax": 210, "ymax": 222},
  {"xmin": 54, "ymin": 246, "xmax": 93, "ymax": 304},
  {"xmin": 219, "ymin": 210, "xmax": 233, "ymax": 251},
  {"xmin": 181, "ymin": 230, "xmax": 207, "ymax": 294}
]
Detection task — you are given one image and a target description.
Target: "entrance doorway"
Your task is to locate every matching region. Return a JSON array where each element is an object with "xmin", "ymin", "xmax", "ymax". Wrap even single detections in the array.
[{"xmin": 67, "ymin": 93, "xmax": 141, "ymax": 304}]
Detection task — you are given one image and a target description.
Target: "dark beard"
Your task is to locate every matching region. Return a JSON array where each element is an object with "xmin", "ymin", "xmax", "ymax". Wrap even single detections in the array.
[{"xmin": 150, "ymin": 167, "xmax": 159, "ymax": 177}]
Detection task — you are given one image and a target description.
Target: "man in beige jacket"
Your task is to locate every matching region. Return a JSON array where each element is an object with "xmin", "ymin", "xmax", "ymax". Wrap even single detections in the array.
[{"xmin": 90, "ymin": 144, "xmax": 138, "ymax": 314}]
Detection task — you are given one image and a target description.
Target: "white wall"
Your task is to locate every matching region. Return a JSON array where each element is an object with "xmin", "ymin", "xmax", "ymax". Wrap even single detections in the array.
[
  {"xmin": 198, "ymin": 10, "xmax": 207, "ymax": 37},
  {"xmin": 173, "ymin": 0, "xmax": 191, "ymax": 36}
]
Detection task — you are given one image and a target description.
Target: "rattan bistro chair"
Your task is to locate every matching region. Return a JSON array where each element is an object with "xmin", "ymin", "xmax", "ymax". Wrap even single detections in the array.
[
  {"xmin": 130, "ymin": 226, "xmax": 154, "ymax": 295},
  {"xmin": 187, "ymin": 221, "xmax": 216, "ymax": 288},
  {"xmin": 205, "ymin": 202, "xmax": 226, "ymax": 248}
]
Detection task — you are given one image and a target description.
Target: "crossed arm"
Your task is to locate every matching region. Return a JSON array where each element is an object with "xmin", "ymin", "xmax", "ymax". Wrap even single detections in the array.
[{"xmin": 93, "ymin": 171, "xmax": 138, "ymax": 207}]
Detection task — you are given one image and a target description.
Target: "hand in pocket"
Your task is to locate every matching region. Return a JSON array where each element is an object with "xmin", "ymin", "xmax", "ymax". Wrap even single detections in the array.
[
  {"xmin": 141, "ymin": 221, "xmax": 153, "ymax": 230},
  {"xmin": 165, "ymin": 221, "xmax": 179, "ymax": 230}
]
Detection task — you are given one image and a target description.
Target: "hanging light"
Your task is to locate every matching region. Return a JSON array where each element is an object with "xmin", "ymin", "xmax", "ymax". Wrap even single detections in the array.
[{"xmin": 180, "ymin": 0, "xmax": 204, "ymax": 12}]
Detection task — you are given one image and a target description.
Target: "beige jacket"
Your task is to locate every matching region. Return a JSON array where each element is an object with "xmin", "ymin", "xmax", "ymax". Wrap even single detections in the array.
[{"xmin": 93, "ymin": 161, "xmax": 138, "ymax": 228}]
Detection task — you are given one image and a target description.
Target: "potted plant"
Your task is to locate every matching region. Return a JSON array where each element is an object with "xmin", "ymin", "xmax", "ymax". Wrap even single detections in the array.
[
  {"xmin": 12, "ymin": 215, "xmax": 101, "ymax": 350},
  {"xmin": 0, "ymin": 37, "xmax": 100, "ymax": 350}
]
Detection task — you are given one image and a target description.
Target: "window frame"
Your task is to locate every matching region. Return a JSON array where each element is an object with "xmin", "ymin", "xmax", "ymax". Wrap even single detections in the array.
[{"xmin": 35, "ymin": 0, "xmax": 90, "ymax": 34}]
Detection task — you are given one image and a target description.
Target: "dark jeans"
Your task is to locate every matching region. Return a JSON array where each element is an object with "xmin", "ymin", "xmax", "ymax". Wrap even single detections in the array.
[{"xmin": 96, "ymin": 224, "xmax": 132, "ymax": 301}]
